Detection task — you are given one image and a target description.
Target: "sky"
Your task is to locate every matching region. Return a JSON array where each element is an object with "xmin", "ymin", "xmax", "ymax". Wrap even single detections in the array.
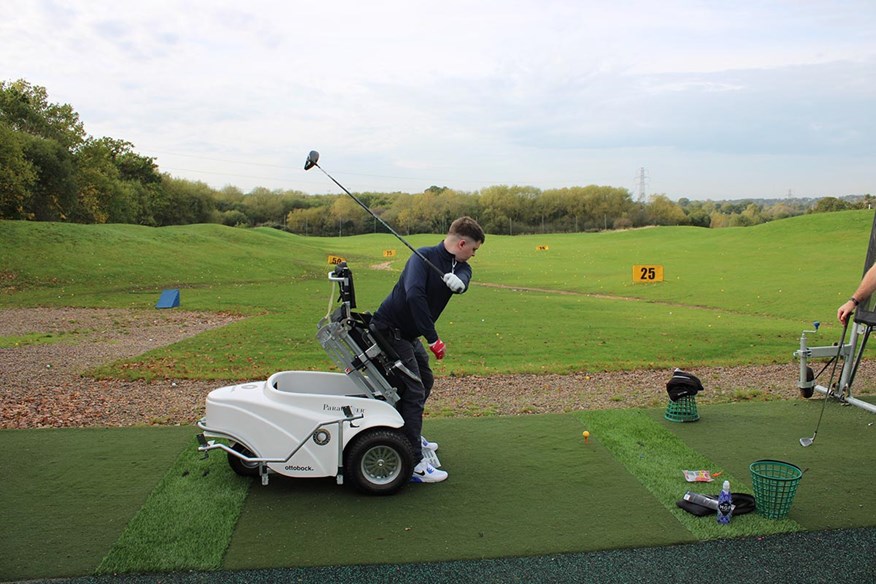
[{"xmin": 2, "ymin": 0, "xmax": 874, "ymax": 200}]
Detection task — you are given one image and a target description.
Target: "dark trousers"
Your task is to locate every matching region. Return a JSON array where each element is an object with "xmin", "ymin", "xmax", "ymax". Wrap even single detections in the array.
[{"xmin": 382, "ymin": 335, "xmax": 434, "ymax": 461}]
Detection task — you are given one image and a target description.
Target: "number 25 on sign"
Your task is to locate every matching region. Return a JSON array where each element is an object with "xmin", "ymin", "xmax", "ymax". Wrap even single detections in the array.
[{"xmin": 632, "ymin": 264, "xmax": 664, "ymax": 283}]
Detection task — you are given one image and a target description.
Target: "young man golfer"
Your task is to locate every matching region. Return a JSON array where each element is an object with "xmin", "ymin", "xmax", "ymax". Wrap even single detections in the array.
[{"xmin": 371, "ymin": 216, "xmax": 485, "ymax": 483}]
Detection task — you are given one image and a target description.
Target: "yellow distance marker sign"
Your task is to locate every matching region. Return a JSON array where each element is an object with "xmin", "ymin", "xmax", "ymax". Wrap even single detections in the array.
[
  {"xmin": 632, "ymin": 264, "xmax": 664, "ymax": 283},
  {"xmin": 536, "ymin": 245, "xmax": 550, "ymax": 251},
  {"xmin": 327, "ymin": 255, "xmax": 346, "ymax": 265},
  {"xmin": 383, "ymin": 249, "xmax": 397, "ymax": 258}
]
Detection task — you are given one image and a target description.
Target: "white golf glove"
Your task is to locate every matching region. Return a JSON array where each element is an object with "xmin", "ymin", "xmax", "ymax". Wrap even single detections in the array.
[{"xmin": 443, "ymin": 272, "xmax": 465, "ymax": 293}]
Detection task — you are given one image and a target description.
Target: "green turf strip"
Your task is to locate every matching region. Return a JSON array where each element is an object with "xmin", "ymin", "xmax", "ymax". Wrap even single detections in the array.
[
  {"xmin": 222, "ymin": 414, "xmax": 695, "ymax": 570},
  {"xmin": 5, "ymin": 403, "xmax": 876, "ymax": 581},
  {"xmin": 0, "ymin": 426, "xmax": 193, "ymax": 581},
  {"xmin": 654, "ymin": 398, "xmax": 876, "ymax": 530},
  {"xmin": 576, "ymin": 408, "xmax": 801, "ymax": 539},
  {"xmin": 96, "ymin": 434, "xmax": 250, "ymax": 575}
]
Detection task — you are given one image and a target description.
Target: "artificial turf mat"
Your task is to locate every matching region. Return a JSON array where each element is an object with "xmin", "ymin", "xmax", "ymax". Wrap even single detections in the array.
[
  {"xmin": 222, "ymin": 414, "xmax": 696, "ymax": 570},
  {"xmin": 0, "ymin": 426, "xmax": 194, "ymax": 581},
  {"xmin": 576, "ymin": 408, "xmax": 801, "ymax": 539},
  {"xmin": 5, "ymin": 402, "xmax": 876, "ymax": 581},
  {"xmin": 655, "ymin": 398, "xmax": 876, "ymax": 530},
  {"xmin": 96, "ymin": 440, "xmax": 250, "ymax": 575}
]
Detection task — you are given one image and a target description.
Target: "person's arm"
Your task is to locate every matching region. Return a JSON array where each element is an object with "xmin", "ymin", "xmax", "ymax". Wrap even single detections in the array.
[
  {"xmin": 838, "ymin": 263, "xmax": 876, "ymax": 324},
  {"xmin": 445, "ymin": 262, "xmax": 472, "ymax": 294},
  {"xmin": 403, "ymin": 256, "xmax": 439, "ymax": 343}
]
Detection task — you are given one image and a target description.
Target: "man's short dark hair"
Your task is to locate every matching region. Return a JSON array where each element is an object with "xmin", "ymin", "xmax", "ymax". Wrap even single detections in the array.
[{"xmin": 449, "ymin": 216, "xmax": 485, "ymax": 243}]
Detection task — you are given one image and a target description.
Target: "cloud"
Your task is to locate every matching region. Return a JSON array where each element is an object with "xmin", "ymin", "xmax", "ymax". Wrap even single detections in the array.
[{"xmin": 1, "ymin": 0, "xmax": 874, "ymax": 198}]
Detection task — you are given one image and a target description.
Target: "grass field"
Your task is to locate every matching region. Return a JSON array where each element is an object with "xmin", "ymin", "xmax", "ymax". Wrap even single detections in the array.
[
  {"xmin": 2, "ymin": 211, "xmax": 876, "ymax": 581},
  {"xmin": 2, "ymin": 210, "xmax": 873, "ymax": 377}
]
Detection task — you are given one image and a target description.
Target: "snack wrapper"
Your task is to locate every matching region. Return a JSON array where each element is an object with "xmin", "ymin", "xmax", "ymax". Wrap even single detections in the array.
[{"xmin": 683, "ymin": 470, "xmax": 714, "ymax": 482}]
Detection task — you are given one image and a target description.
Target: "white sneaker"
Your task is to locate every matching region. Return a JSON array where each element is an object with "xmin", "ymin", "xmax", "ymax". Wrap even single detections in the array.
[
  {"xmin": 421, "ymin": 435, "xmax": 439, "ymax": 451},
  {"xmin": 410, "ymin": 459, "xmax": 448, "ymax": 483}
]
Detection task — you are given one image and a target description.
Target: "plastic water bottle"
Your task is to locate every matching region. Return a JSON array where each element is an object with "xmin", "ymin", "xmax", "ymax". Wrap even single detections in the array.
[{"xmin": 717, "ymin": 480, "xmax": 732, "ymax": 524}]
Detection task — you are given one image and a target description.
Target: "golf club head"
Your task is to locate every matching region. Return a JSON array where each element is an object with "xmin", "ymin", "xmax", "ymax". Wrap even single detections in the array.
[
  {"xmin": 800, "ymin": 436, "xmax": 814, "ymax": 447},
  {"xmin": 304, "ymin": 150, "xmax": 319, "ymax": 170}
]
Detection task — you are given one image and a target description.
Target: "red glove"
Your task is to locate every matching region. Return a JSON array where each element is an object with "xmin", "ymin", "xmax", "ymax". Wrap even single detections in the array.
[{"xmin": 429, "ymin": 339, "xmax": 446, "ymax": 360}]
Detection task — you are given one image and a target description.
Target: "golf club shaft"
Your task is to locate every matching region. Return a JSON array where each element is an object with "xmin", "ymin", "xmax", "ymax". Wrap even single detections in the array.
[
  {"xmin": 313, "ymin": 164, "xmax": 446, "ymax": 278},
  {"xmin": 805, "ymin": 317, "xmax": 851, "ymax": 444}
]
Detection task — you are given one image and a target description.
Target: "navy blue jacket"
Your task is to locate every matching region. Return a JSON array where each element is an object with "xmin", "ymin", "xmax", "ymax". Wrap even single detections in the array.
[{"xmin": 372, "ymin": 241, "xmax": 471, "ymax": 344}]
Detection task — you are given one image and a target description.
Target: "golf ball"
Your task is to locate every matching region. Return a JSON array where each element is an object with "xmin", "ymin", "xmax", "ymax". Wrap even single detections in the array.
[{"xmin": 583, "ymin": 431, "xmax": 590, "ymax": 438}]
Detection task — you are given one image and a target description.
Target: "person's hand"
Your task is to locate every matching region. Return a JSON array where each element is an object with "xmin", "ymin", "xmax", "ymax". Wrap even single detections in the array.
[
  {"xmin": 838, "ymin": 299, "xmax": 857, "ymax": 325},
  {"xmin": 443, "ymin": 273, "xmax": 465, "ymax": 293},
  {"xmin": 429, "ymin": 339, "xmax": 446, "ymax": 359}
]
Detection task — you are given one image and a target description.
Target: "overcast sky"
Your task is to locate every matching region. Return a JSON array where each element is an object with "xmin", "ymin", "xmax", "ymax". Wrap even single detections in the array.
[{"xmin": 2, "ymin": 0, "xmax": 874, "ymax": 200}]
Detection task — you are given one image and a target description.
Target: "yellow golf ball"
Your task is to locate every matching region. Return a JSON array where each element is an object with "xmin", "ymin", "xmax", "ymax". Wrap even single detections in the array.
[{"xmin": 583, "ymin": 431, "xmax": 590, "ymax": 438}]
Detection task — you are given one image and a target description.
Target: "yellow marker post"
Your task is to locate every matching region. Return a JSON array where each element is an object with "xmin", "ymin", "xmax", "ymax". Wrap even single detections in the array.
[
  {"xmin": 328, "ymin": 255, "xmax": 346, "ymax": 265},
  {"xmin": 632, "ymin": 264, "xmax": 664, "ymax": 283},
  {"xmin": 383, "ymin": 249, "xmax": 397, "ymax": 258},
  {"xmin": 536, "ymin": 245, "xmax": 550, "ymax": 251}
]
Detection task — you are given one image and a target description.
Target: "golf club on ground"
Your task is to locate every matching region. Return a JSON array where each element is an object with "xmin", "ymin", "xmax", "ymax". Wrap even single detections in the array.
[
  {"xmin": 304, "ymin": 150, "xmax": 446, "ymax": 279},
  {"xmin": 800, "ymin": 316, "xmax": 851, "ymax": 447}
]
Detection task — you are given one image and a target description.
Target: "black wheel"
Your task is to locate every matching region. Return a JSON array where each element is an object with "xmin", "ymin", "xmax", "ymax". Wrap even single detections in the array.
[
  {"xmin": 799, "ymin": 366, "xmax": 815, "ymax": 399},
  {"xmin": 228, "ymin": 442, "xmax": 260, "ymax": 477},
  {"xmin": 345, "ymin": 429, "xmax": 415, "ymax": 495}
]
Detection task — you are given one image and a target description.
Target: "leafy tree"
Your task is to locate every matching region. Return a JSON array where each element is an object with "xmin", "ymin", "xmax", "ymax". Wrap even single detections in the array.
[
  {"xmin": 243, "ymin": 187, "xmax": 287, "ymax": 225},
  {"xmin": 214, "ymin": 185, "xmax": 246, "ymax": 213},
  {"xmin": 391, "ymin": 193, "xmax": 419, "ymax": 235},
  {"xmin": 94, "ymin": 137, "xmax": 160, "ymax": 185},
  {"xmin": 21, "ymin": 135, "xmax": 77, "ymax": 221},
  {"xmin": 583, "ymin": 186, "xmax": 635, "ymax": 230},
  {"xmin": 0, "ymin": 81, "xmax": 81, "ymax": 220},
  {"xmin": 286, "ymin": 205, "xmax": 334, "ymax": 235},
  {"xmin": 331, "ymin": 194, "xmax": 366, "ymax": 236},
  {"xmin": 537, "ymin": 188, "xmax": 568, "ymax": 231},
  {"xmin": 219, "ymin": 209, "xmax": 248, "ymax": 226},
  {"xmin": 710, "ymin": 211, "xmax": 731, "ymax": 228},
  {"xmin": 740, "ymin": 203, "xmax": 764, "ymax": 225},
  {"xmin": 0, "ymin": 80, "xmax": 82, "ymax": 220},
  {"xmin": 72, "ymin": 137, "xmax": 162, "ymax": 223},
  {"xmin": 0, "ymin": 121, "xmax": 37, "ymax": 219},
  {"xmin": 762, "ymin": 202, "xmax": 795, "ymax": 221},
  {"xmin": 679, "ymin": 199, "xmax": 712, "ymax": 227},
  {"xmin": 646, "ymin": 194, "xmax": 687, "ymax": 226},
  {"xmin": 809, "ymin": 196, "xmax": 849, "ymax": 213},
  {"xmin": 479, "ymin": 185, "xmax": 539, "ymax": 234},
  {"xmin": 157, "ymin": 176, "xmax": 217, "ymax": 225},
  {"xmin": 72, "ymin": 138, "xmax": 121, "ymax": 223},
  {"xmin": 0, "ymin": 79, "xmax": 85, "ymax": 149}
]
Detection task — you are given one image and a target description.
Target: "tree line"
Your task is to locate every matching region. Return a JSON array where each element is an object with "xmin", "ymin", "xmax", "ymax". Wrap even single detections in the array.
[{"xmin": 2, "ymin": 79, "xmax": 872, "ymax": 236}]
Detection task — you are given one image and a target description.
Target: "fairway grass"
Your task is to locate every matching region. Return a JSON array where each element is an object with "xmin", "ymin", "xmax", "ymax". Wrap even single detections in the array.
[{"xmin": 3, "ymin": 211, "xmax": 875, "ymax": 378}]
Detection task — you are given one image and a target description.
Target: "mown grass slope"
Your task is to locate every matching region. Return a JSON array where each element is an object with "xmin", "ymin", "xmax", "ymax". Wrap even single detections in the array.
[{"xmin": 2, "ymin": 210, "xmax": 872, "ymax": 376}]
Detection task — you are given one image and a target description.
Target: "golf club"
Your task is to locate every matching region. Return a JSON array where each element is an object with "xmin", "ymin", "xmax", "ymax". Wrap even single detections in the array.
[
  {"xmin": 304, "ymin": 150, "xmax": 446, "ymax": 279},
  {"xmin": 800, "ymin": 316, "xmax": 851, "ymax": 447}
]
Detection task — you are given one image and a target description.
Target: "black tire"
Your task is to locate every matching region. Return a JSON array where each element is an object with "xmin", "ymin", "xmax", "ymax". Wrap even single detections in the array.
[
  {"xmin": 800, "ymin": 366, "xmax": 815, "ymax": 399},
  {"xmin": 227, "ymin": 442, "xmax": 260, "ymax": 477},
  {"xmin": 344, "ymin": 429, "xmax": 415, "ymax": 495}
]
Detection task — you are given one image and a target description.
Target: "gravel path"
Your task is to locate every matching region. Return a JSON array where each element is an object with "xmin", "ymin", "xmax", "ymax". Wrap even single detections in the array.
[{"xmin": 2, "ymin": 308, "xmax": 873, "ymax": 429}]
